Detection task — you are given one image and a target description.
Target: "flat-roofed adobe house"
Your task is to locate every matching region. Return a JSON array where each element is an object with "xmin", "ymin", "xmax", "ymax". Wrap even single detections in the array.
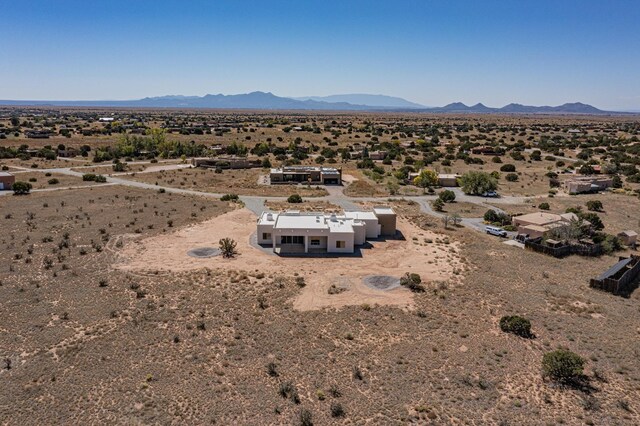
[
  {"xmin": 269, "ymin": 166, "xmax": 342, "ymax": 185},
  {"xmin": 512, "ymin": 212, "xmax": 582, "ymax": 239},
  {"xmin": 257, "ymin": 207, "xmax": 396, "ymax": 254},
  {"xmin": 0, "ymin": 172, "xmax": 15, "ymax": 190}
]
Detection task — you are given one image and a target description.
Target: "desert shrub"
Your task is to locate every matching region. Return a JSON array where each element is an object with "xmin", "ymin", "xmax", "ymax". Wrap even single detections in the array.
[
  {"xmin": 266, "ymin": 362, "xmax": 278, "ymax": 377},
  {"xmin": 432, "ymin": 198, "xmax": 444, "ymax": 212},
  {"xmin": 287, "ymin": 194, "xmax": 303, "ymax": 203},
  {"xmin": 48, "ymin": 178, "xmax": 59, "ymax": 185},
  {"xmin": 400, "ymin": 272, "xmax": 424, "ymax": 292},
  {"xmin": 330, "ymin": 403, "xmax": 345, "ymax": 418},
  {"xmin": 505, "ymin": 173, "xmax": 518, "ymax": 182},
  {"xmin": 500, "ymin": 164, "xmax": 516, "ymax": 172},
  {"xmin": 499, "ymin": 315, "xmax": 533, "ymax": 338},
  {"xmin": 483, "ymin": 209, "xmax": 511, "ymax": 225},
  {"xmin": 600, "ymin": 234, "xmax": 622, "ymax": 255},
  {"xmin": 279, "ymin": 381, "xmax": 300, "ymax": 404},
  {"xmin": 83, "ymin": 173, "xmax": 97, "ymax": 181},
  {"xmin": 298, "ymin": 409, "xmax": 313, "ymax": 426},
  {"xmin": 12, "ymin": 181, "xmax": 32, "ymax": 195},
  {"xmin": 586, "ymin": 200, "xmax": 603, "ymax": 212},
  {"xmin": 219, "ymin": 238, "xmax": 238, "ymax": 258},
  {"xmin": 438, "ymin": 189, "xmax": 456, "ymax": 203},
  {"xmin": 220, "ymin": 193, "xmax": 239, "ymax": 202},
  {"xmin": 538, "ymin": 202, "xmax": 550, "ymax": 210},
  {"xmin": 580, "ymin": 212, "xmax": 604, "ymax": 231},
  {"xmin": 542, "ymin": 349, "xmax": 585, "ymax": 383}
]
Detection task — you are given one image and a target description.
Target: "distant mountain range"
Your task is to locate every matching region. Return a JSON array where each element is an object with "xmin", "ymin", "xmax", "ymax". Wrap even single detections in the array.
[
  {"xmin": 0, "ymin": 91, "xmax": 625, "ymax": 114},
  {"xmin": 292, "ymin": 94, "xmax": 427, "ymax": 109}
]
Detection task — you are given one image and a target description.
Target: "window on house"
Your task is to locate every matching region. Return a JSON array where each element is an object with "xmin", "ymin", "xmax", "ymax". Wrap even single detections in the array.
[
  {"xmin": 336, "ymin": 241, "xmax": 345, "ymax": 248},
  {"xmin": 262, "ymin": 233, "xmax": 271, "ymax": 240},
  {"xmin": 280, "ymin": 236, "xmax": 304, "ymax": 244},
  {"xmin": 310, "ymin": 239, "xmax": 320, "ymax": 246}
]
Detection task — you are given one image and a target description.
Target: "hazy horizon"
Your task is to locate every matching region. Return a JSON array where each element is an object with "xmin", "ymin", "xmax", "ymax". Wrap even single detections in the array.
[{"xmin": 1, "ymin": 0, "xmax": 639, "ymax": 110}]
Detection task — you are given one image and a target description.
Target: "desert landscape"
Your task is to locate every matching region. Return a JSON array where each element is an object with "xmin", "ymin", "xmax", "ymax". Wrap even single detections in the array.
[{"xmin": 1, "ymin": 107, "xmax": 640, "ymax": 425}]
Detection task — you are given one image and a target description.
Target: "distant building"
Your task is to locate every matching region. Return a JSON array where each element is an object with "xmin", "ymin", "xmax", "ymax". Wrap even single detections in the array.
[
  {"xmin": 99, "ymin": 117, "xmax": 115, "ymax": 122},
  {"xmin": 257, "ymin": 207, "xmax": 396, "ymax": 254},
  {"xmin": 369, "ymin": 150, "xmax": 387, "ymax": 161},
  {"xmin": 191, "ymin": 156, "xmax": 261, "ymax": 169},
  {"xmin": 270, "ymin": 166, "xmax": 342, "ymax": 185},
  {"xmin": 25, "ymin": 130, "xmax": 53, "ymax": 139},
  {"xmin": 618, "ymin": 230, "xmax": 638, "ymax": 247},
  {"xmin": 407, "ymin": 171, "xmax": 460, "ymax": 187},
  {"xmin": 563, "ymin": 176, "xmax": 612, "ymax": 194},
  {"xmin": 0, "ymin": 172, "xmax": 16, "ymax": 190},
  {"xmin": 471, "ymin": 146, "xmax": 503, "ymax": 156}
]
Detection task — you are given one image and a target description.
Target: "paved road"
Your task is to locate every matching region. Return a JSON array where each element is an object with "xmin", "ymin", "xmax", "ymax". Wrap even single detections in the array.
[{"xmin": 1, "ymin": 165, "xmax": 533, "ymax": 235}]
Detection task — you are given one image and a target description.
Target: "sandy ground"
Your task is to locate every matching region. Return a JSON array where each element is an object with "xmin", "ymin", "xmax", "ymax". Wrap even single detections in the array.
[{"xmin": 114, "ymin": 208, "xmax": 463, "ymax": 310}]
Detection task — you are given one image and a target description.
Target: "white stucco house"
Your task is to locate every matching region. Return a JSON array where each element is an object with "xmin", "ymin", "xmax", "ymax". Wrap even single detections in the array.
[{"xmin": 257, "ymin": 208, "xmax": 396, "ymax": 254}]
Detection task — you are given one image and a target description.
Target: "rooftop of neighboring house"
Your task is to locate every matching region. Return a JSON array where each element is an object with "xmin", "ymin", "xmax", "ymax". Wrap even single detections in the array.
[{"xmin": 513, "ymin": 212, "xmax": 579, "ymax": 226}]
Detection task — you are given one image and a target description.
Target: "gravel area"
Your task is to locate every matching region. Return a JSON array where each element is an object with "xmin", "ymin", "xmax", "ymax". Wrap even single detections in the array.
[
  {"xmin": 187, "ymin": 247, "xmax": 221, "ymax": 258},
  {"xmin": 362, "ymin": 275, "xmax": 401, "ymax": 291}
]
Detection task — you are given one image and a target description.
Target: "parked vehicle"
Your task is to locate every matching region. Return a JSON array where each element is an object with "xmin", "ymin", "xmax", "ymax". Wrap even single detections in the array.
[
  {"xmin": 482, "ymin": 191, "xmax": 499, "ymax": 197},
  {"xmin": 486, "ymin": 225, "xmax": 507, "ymax": 237}
]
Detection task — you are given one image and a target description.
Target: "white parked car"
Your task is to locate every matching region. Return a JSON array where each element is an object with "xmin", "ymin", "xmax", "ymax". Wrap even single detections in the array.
[{"xmin": 485, "ymin": 225, "xmax": 507, "ymax": 237}]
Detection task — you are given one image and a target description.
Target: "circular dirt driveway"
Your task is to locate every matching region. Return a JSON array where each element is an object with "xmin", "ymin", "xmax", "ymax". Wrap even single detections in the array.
[{"xmin": 187, "ymin": 247, "xmax": 221, "ymax": 258}]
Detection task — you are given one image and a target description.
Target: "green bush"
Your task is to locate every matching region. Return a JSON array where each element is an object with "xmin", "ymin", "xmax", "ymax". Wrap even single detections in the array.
[
  {"xmin": 287, "ymin": 194, "xmax": 303, "ymax": 203},
  {"xmin": 586, "ymin": 200, "xmax": 603, "ymax": 212},
  {"xmin": 499, "ymin": 315, "xmax": 533, "ymax": 338},
  {"xmin": 505, "ymin": 173, "xmax": 519, "ymax": 182},
  {"xmin": 538, "ymin": 202, "xmax": 550, "ymax": 210},
  {"xmin": 459, "ymin": 171, "xmax": 498, "ymax": 195},
  {"xmin": 12, "ymin": 181, "xmax": 32, "ymax": 195},
  {"xmin": 400, "ymin": 272, "xmax": 424, "ymax": 292},
  {"xmin": 500, "ymin": 164, "xmax": 516, "ymax": 172},
  {"xmin": 432, "ymin": 198, "xmax": 444, "ymax": 212},
  {"xmin": 542, "ymin": 349, "xmax": 585, "ymax": 383},
  {"xmin": 82, "ymin": 173, "xmax": 97, "ymax": 181},
  {"xmin": 48, "ymin": 178, "xmax": 59, "ymax": 185},
  {"xmin": 220, "ymin": 193, "xmax": 239, "ymax": 202},
  {"xmin": 438, "ymin": 189, "xmax": 456, "ymax": 203}
]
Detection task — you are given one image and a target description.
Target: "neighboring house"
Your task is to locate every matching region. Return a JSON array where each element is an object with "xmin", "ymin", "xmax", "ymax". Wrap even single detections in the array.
[
  {"xmin": 437, "ymin": 173, "xmax": 460, "ymax": 187},
  {"xmin": 270, "ymin": 166, "xmax": 342, "ymax": 185},
  {"xmin": 618, "ymin": 230, "xmax": 638, "ymax": 247},
  {"xmin": 407, "ymin": 171, "xmax": 460, "ymax": 187},
  {"xmin": 563, "ymin": 176, "xmax": 613, "ymax": 194},
  {"xmin": 25, "ymin": 130, "xmax": 53, "ymax": 139},
  {"xmin": 257, "ymin": 207, "xmax": 397, "ymax": 254},
  {"xmin": 99, "ymin": 117, "xmax": 115, "ymax": 122},
  {"xmin": 369, "ymin": 150, "xmax": 387, "ymax": 161},
  {"xmin": 57, "ymin": 147, "xmax": 80, "ymax": 158},
  {"xmin": 513, "ymin": 212, "xmax": 582, "ymax": 239},
  {"xmin": 191, "ymin": 156, "xmax": 261, "ymax": 169},
  {"xmin": 0, "ymin": 172, "xmax": 16, "ymax": 190}
]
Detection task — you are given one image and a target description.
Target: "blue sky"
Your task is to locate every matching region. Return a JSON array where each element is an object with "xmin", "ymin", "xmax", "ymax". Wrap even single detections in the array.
[{"xmin": 1, "ymin": 0, "xmax": 639, "ymax": 110}]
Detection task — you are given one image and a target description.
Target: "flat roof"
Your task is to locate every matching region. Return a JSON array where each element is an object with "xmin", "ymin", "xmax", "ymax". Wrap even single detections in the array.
[
  {"xmin": 514, "ymin": 212, "xmax": 562, "ymax": 226},
  {"xmin": 373, "ymin": 206, "xmax": 395, "ymax": 215},
  {"xmin": 327, "ymin": 218, "xmax": 354, "ymax": 233},
  {"xmin": 275, "ymin": 213, "xmax": 328, "ymax": 230},
  {"xmin": 344, "ymin": 211, "xmax": 378, "ymax": 220},
  {"xmin": 0, "ymin": 172, "xmax": 14, "ymax": 177}
]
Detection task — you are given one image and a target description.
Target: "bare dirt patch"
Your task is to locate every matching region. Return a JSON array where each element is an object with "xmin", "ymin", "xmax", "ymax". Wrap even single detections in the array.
[{"xmin": 115, "ymin": 208, "xmax": 463, "ymax": 310}]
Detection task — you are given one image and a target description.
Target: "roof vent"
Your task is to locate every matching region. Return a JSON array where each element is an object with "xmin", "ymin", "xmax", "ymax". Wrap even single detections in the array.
[
  {"xmin": 266, "ymin": 213, "xmax": 273, "ymax": 221},
  {"xmin": 330, "ymin": 214, "xmax": 337, "ymax": 222}
]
